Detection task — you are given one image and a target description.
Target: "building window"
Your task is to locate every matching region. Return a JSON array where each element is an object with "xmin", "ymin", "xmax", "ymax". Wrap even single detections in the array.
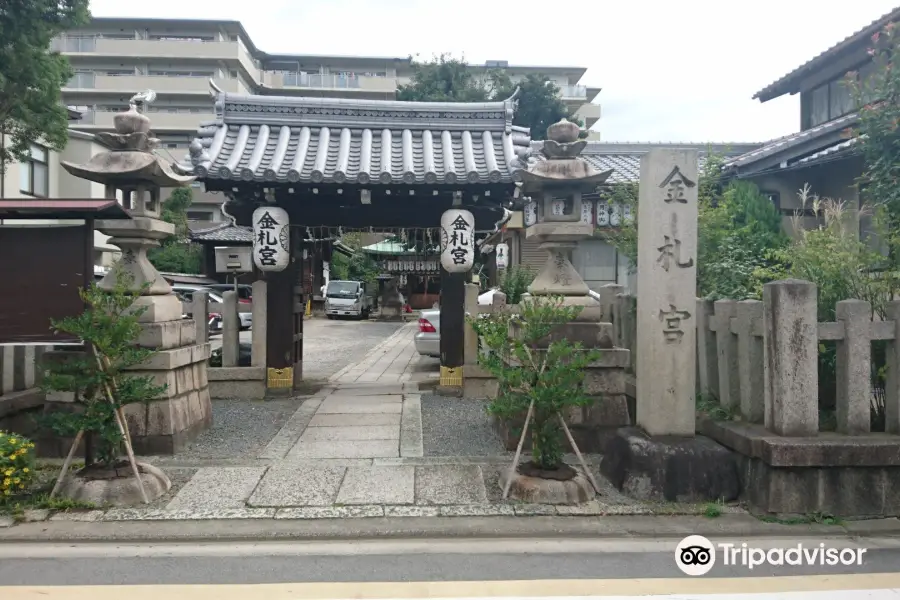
[
  {"xmin": 810, "ymin": 85, "xmax": 829, "ymax": 127},
  {"xmin": 829, "ymin": 79, "xmax": 854, "ymax": 120},
  {"xmin": 186, "ymin": 210, "xmax": 213, "ymax": 221},
  {"xmin": 19, "ymin": 144, "xmax": 49, "ymax": 197}
]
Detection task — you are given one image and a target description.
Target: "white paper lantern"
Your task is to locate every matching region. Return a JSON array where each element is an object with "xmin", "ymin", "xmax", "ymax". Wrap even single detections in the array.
[
  {"xmin": 597, "ymin": 202, "xmax": 610, "ymax": 227},
  {"xmin": 252, "ymin": 206, "xmax": 290, "ymax": 271},
  {"xmin": 496, "ymin": 242, "xmax": 509, "ymax": 269},
  {"xmin": 581, "ymin": 200, "xmax": 593, "ymax": 225},
  {"xmin": 440, "ymin": 209, "xmax": 474, "ymax": 273},
  {"xmin": 623, "ymin": 204, "xmax": 634, "ymax": 224}
]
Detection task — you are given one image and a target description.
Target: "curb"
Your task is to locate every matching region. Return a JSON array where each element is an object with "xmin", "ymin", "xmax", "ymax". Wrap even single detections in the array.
[{"xmin": 2, "ymin": 514, "xmax": 899, "ymax": 543}]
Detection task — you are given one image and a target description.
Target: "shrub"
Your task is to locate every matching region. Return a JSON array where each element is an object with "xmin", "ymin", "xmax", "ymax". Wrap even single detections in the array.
[
  {"xmin": 497, "ymin": 265, "xmax": 536, "ymax": 304},
  {"xmin": 470, "ymin": 296, "xmax": 600, "ymax": 471},
  {"xmin": 0, "ymin": 432, "xmax": 35, "ymax": 497}
]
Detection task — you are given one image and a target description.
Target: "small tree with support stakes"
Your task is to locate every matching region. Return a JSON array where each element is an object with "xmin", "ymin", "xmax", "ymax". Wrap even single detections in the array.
[
  {"xmin": 470, "ymin": 296, "xmax": 602, "ymax": 502},
  {"xmin": 40, "ymin": 269, "xmax": 171, "ymax": 505}
]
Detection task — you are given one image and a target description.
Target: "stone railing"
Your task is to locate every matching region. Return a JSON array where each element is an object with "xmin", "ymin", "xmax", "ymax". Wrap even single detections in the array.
[
  {"xmin": 0, "ymin": 345, "xmax": 52, "ymax": 435},
  {"xmin": 187, "ymin": 280, "xmax": 267, "ymax": 400},
  {"xmin": 696, "ymin": 279, "xmax": 900, "ymax": 436}
]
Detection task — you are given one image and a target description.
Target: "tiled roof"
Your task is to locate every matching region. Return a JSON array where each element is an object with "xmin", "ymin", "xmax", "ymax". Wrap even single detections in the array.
[
  {"xmin": 177, "ymin": 91, "xmax": 531, "ymax": 185},
  {"xmin": 754, "ymin": 7, "xmax": 900, "ymax": 102},
  {"xmin": 190, "ymin": 223, "xmax": 253, "ymax": 243},
  {"xmin": 527, "ymin": 141, "xmax": 760, "ymax": 184},
  {"xmin": 723, "ymin": 113, "xmax": 858, "ymax": 173},
  {"xmin": 361, "ymin": 241, "xmax": 418, "ymax": 255},
  {"xmin": 796, "ymin": 137, "xmax": 860, "ymax": 165}
]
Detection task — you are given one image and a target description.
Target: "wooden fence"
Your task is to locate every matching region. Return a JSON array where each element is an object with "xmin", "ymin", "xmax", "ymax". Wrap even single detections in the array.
[{"xmin": 611, "ymin": 279, "xmax": 900, "ymax": 437}]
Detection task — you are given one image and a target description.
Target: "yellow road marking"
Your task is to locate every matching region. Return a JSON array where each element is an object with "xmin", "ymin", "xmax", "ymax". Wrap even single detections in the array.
[{"xmin": 3, "ymin": 574, "xmax": 900, "ymax": 598}]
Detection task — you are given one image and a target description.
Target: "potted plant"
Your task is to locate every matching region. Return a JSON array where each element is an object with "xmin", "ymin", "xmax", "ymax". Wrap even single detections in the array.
[
  {"xmin": 40, "ymin": 271, "xmax": 171, "ymax": 505},
  {"xmin": 470, "ymin": 296, "xmax": 601, "ymax": 502}
]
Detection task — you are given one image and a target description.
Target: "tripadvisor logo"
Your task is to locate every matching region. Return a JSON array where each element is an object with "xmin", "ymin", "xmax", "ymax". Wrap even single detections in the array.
[{"xmin": 675, "ymin": 535, "xmax": 867, "ymax": 576}]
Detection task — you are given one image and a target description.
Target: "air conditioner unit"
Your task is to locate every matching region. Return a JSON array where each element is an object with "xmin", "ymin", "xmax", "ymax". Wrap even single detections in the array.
[{"xmin": 214, "ymin": 246, "xmax": 252, "ymax": 273}]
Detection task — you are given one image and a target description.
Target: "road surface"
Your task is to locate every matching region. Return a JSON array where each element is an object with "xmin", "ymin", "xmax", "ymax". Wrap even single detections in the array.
[
  {"xmin": 1, "ymin": 537, "xmax": 899, "ymax": 593},
  {"xmin": 209, "ymin": 318, "xmax": 405, "ymax": 380}
]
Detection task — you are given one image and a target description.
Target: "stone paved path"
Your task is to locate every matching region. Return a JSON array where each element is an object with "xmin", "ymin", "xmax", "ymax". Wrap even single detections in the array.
[{"xmin": 22, "ymin": 322, "xmax": 748, "ymax": 524}]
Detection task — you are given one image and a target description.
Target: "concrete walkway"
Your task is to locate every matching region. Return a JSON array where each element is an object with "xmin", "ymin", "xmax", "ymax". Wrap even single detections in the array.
[{"xmin": 328, "ymin": 323, "xmax": 419, "ymax": 384}]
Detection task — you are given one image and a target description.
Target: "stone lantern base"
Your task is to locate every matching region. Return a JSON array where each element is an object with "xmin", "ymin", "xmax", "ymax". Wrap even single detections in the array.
[{"xmin": 121, "ymin": 317, "xmax": 212, "ymax": 454}]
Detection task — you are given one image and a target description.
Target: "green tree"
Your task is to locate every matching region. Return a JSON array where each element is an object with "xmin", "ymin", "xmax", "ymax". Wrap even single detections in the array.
[
  {"xmin": 847, "ymin": 22, "xmax": 900, "ymax": 264},
  {"xmin": 148, "ymin": 187, "xmax": 202, "ymax": 274},
  {"xmin": 397, "ymin": 54, "xmax": 582, "ymax": 139},
  {"xmin": 41, "ymin": 271, "xmax": 167, "ymax": 469},
  {"xmin": 0, "ymin": 0, "xmax": 90, "ymax": 188},
  {"xmin": 607, "ymin": 156, "xmax": 788, "ymax": 300},
  {"xmin": 330, "ymin": 233, "xmax": 380, "ymax": 285}
]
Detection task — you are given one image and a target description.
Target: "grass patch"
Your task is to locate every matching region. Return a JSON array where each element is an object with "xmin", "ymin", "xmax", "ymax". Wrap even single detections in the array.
[
  {"xmin": 757, "ymin": 511, "xmax": 842, "ymax": 526},
  {"xmin": 696, "ymin": 393, "xmax": 738, "ymax": 421},
  {"xmin": 0, "ymin": 461, "xmax": 96, "ymax": 517},
  {"xmin": 703, "ymin": 503, "xmax": 723, "ymax": 518}
]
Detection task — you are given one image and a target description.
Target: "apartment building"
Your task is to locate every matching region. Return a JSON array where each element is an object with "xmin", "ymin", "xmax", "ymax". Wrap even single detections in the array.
[
  {"xmin": 53, "ymin": 17, "xmax": 602, "ymax": 222},
  {"xmin": 0, "ymin": 113, "xmax": 121, "ymax": 267}
]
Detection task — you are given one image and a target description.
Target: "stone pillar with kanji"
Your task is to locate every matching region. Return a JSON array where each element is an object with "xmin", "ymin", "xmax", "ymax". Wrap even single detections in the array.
[{"xmin": 600, "ymin": 148, "xmax": 740, "ymax": 504}]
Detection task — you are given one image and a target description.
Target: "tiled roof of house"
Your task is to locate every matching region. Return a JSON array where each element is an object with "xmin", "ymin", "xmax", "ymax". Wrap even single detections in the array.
[
  {"xmin": 527, "ymin": 141, "xmax": 761, "ymax": 184},
  {"xmin": 176, "ymin": 90, "xmax": 531, "ymax": 185},
  {"xmin": 753, "ymin": 6, "xmax": 900, "ymax": 102},
  {"xmin": 189, "ymin": 223, "xmax": 253, "ymax": 243},
  {"xmin": 723, "ymin": 113, "xmax": 858, "ymax": 174}
]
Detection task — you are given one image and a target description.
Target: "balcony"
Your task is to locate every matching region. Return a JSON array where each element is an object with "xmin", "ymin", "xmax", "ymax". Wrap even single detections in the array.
[
  {"xmin": 65, "ymin": 74, "xmax": 244, "ymax": 95},
  {"xmin": 75, "ymin": 109, "xmax": 216, "ymax": 131},
  {"xmin": 53, "ymin": 37, "xmax": 260, "ymax": 82},
  {"xmin": 559, "ymin": 84, "xmax": 588, "ymax": 99},
  {"xmin": 264, "ymin": 72, "xmax": 398, "ymax": 94}
]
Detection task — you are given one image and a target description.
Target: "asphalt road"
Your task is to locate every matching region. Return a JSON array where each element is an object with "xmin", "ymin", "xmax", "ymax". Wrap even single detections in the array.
[
  {"xmin": 1, "ymin": 538, "xmax": 899, "ymax": 586},
  {"xmin": 209, "ymin": 318, "xmax": 404, "ymax": 380}
]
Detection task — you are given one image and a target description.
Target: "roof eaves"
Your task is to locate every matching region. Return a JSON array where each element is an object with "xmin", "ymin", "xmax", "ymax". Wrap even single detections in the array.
[{"xmin": 752, "ymin": 7, "xmax": 900, "ymax": 102}]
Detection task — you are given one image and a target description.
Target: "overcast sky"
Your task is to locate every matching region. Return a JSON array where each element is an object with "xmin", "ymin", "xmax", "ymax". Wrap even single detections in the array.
[{"xmin": 87, "ymin": 0, "xmax": 898, "ymax": 144}]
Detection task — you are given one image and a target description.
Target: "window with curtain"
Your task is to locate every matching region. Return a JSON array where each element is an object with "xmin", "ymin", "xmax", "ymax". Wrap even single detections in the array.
[{"xmin": 19, "ymin": 144, "xmax": 49, "ymax": 197}]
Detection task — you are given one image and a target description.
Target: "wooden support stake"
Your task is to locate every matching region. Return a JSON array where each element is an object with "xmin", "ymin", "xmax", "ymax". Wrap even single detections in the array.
[
  {"xmin": 502, "ymin": 398, "xmax": 535, "ymax": 500},
  {"xmin": 94, "ymin": 351, "xmax": 149, "ymax": 504},
  {"xmin": 557, "ymin": 412, "xmax": 601, "ymax": 494},
  {"xmin": 50, "ymin": 430, "xmax": 84, "ymax": 499}
]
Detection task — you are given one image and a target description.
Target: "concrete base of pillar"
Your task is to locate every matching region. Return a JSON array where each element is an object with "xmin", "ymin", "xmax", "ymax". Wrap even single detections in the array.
[{"xmin": 600, "ymin": 426, "xmax": 741, "ymax": 503}]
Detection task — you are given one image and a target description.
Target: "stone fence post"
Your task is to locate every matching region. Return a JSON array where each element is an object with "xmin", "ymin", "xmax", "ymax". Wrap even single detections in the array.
[
  {"xmin": 714, "ymin": 299, "xmax": 739, "ymax": 413},
  {"xmin": 598, "ymin": 283, "xmax": 623, "ymax": 330},
  {"xmin": 463, "ymin": 283, "xmax": 480, "ymax": 366},
  {"xmin": 190, "ymin": 291, "xmax": 209, "ymax": 347},
  {"xmin": 763, "ymin": 279, "xmax": 818, "ymax": 436},
  {"xmin": 736, "ymin": 300, "xmax": 765, "ymax": 423},
  {"xmin": 251, "ymin": 280, "xmax": 268, "ymax": 368},
  {"xmin": 695, "ymin": 298, "xmax": 719, "ymax": 400},
  {"xmin": 885, "ymin": 301, "xmax": 900, "ymax": 434},
  {"xmin": 835, "ymin": 299, "xmax": 872, "ymax": 434},
  {"xmin": 222, "ymin": 290, "xmax": 240, "ymax": 368}
]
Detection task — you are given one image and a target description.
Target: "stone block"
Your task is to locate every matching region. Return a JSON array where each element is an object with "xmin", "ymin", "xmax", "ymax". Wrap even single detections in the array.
[
  {"xmin": 249, "ymin": 465, "xmax": 345, "ymax": 507},
  {"xmin": 601, "ymin": 426, "xmax": 741, "ymax": 503},
  {"xmin": 415, "ymin": 465, "xmax": 488, "ymax": 504},
  {"xmin": 174, "ymin": 364, "xmax": 196, "ymax": 395},
  {"xmin": 336, "ymin": 466, "xmax": 415, "ymax": 505},
  {"xmin": 583, "ymin": 366, "xmax": 626, "ymax": 395},
  {"xmin": 131, "ymin": 294, "xmax": 184, "ymax": 323},
  {"xmin": 196, "ymin": 362, "xmax": 209, "ymax": 389},
  {"xmin": 137, "ymin": 320, "xmax": 196, "ymax": 350},
  {"xmin": 518, "ymin": 321, "xmax": 616, "ymax": 349}
]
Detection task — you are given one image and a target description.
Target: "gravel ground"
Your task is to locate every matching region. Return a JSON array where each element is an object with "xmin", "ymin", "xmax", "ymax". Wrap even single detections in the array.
[
  {"xmin": 421, "ymin": 395, "xmax": 508, "ymax": 457},
  {"xmin": 173, "ymin": 398, "xmax": 305, "ymax": 461}
]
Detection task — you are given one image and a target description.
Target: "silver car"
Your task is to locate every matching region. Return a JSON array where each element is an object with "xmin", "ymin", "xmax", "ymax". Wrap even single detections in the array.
[{"xmin": 414, "ymin": 309, "xmax": 440, "ymax": 357}]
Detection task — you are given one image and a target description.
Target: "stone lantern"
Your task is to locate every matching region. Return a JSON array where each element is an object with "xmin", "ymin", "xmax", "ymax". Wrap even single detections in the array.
[
  {"xmin": 61, "ymin": 95, "xmax": 213, "ymax": 454},
  {"xmin": 519, "ymin": 118, "xmax": 613, "ymax": 322}
]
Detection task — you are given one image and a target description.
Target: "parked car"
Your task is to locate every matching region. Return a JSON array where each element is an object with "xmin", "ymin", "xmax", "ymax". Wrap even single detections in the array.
[
  {"xmin": 206, "ymin": 284, "xmax": 253, "ymax": 306},
  {"xmin": 415, "ymin": 309, "xmax": 440, "ymax": 358},
  {"xmin": 173, "ymin": 285, "xmax": 252, "ymax": 330}
]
